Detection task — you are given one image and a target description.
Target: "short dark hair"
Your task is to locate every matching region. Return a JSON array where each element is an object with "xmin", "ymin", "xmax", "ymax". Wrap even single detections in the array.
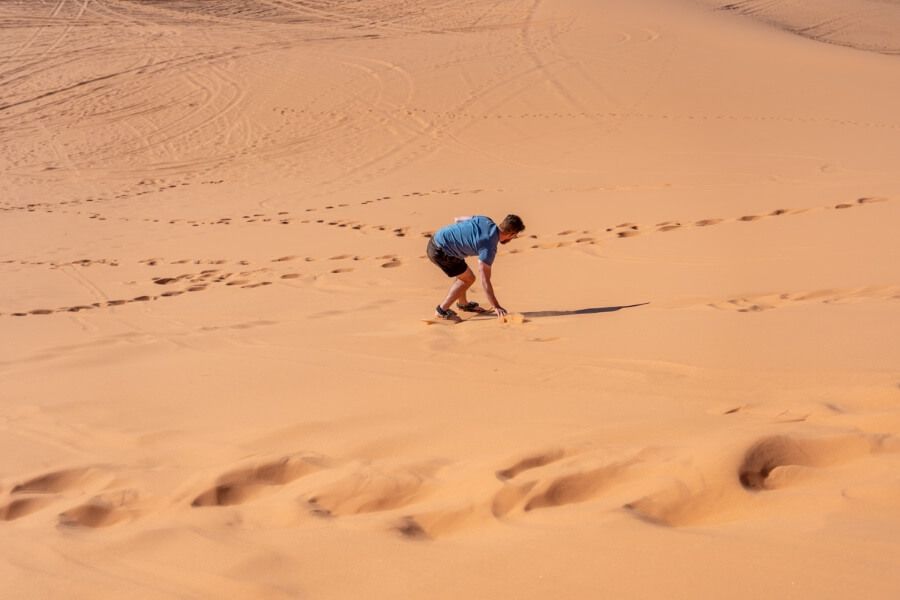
[{"xmin": 499, "ymin": 214, "xmax": 525, "ymax": 234}]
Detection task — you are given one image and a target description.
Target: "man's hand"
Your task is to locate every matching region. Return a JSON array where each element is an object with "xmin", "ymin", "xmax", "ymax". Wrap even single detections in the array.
[{"xmin": 494, "ymin": 305, "xmax": 508, "ymax": 319}]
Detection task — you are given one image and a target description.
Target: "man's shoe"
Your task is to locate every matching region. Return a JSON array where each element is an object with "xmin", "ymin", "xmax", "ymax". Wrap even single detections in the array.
[
  {"xmin": 457, "ymin": 301, "xmax": 487, "ymax": 313},
  {"xmin": 435, "ymin": 305, "xmax": 459, "ymax": 320}
]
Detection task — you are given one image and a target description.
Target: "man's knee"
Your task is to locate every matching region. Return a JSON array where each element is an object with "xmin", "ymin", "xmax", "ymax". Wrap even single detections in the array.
[{"xmin": 458, "ymin": 269, "xmax": 475, "ymax": 284}]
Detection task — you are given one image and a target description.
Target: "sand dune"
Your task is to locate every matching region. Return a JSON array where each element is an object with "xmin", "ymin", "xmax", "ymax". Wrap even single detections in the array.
[
  {"xmin": 2, "ymin": 0, "xmax": 900, "ymax": 598},
  {"xmin": 696, "ymin": 0, "xmax": 900, "ymax": 55}
]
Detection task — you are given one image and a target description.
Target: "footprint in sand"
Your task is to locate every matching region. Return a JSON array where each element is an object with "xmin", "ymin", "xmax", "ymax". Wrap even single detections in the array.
[
  {"xmin": 396, "ymin": 453, "xmax": 634, "ymax": 540},
  {"xmin": 5, "ymin": 467, "xmax": 118, "ymax": 522},
  {"xmin": 12, "ymin": 467, "xmax": 100, "ymax": 494},
  {"xmin": 63, "ymin": 305, "xmax": 95, "ymax": 313},
  {"xmin": 657, "ymin": 223, "xmax": 681, "ymax": 232},
  {"xmin": 1, "ymin": 497, "xmax": 55, "ymax": 521},
  {"xmin": 623, "ymin": 432, "xmax": 895, "ymax": 528},
  {"xmin": 738, "ymin": 215, "xmax": 762, "ymax": 221},
  {"xmin": 695, "ymin": 218, "xmax": 722, "ymax": 226},
  {"xmin": 522, "ymin": 460, "xmax": 633, "ymax": 512},
  {"xmin": 58, "ymin": 489, "xmax": 141, "ymax": 528},
  {"xmin": 496, "ymin": 448, "xmax": 567, "ymax": 481},
  {"xmin": 192, "ymin": 455, "xmax": 322, "ymax": 507},
  {"xmin": 280, "ymin": 273, "xmax": 301, "ymax": 279},
  {"xmin": 331, "ymin": 268, "xmax": 353, "ymax": 274},
  {"xmin": 152, "ymin": 277, "xmax": 179, "ymax": 285},
  {"xmin": 381, "ymin": 259, "xmax": 401, "ymax": 268},
  {"xmin": 306, "ymin": 468, "xmax": 429, "ymax": 518},
  {"xmin": 738, "ymin": 433, "xmax": 886, "ymax": 491}
]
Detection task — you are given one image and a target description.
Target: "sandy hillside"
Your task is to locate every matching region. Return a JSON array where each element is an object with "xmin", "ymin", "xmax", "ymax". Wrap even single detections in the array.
[
  {"xmin": 694, "ymin": 0, "xmax": 900, "ymax": 55},
  {"xmin": 1, "ymin": 0, "xmax": 899, "ymax": 598}
]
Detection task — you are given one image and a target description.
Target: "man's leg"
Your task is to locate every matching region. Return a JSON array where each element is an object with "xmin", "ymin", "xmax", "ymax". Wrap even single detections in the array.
[
  {"xmin": 456, "ymin": 276, "xmax": 482, "ymax": 310},
  {"xmin": 456, "ymin": 289, "xmax": 480, "ymax": 309},
  {"xmin": 439, "ymin": 267, "xmax": 475, "ymax": 311}
]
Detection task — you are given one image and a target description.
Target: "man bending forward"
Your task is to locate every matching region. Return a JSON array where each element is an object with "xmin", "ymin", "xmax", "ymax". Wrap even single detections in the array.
[{"xmin": 427, "ymin": 214, "xmax": 525, "ymax": 320}]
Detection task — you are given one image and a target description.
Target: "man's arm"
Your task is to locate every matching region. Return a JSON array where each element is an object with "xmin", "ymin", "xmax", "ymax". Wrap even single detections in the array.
[{"xmin": 478, "ymin": 261, "xmax": 507, "ymax": 318}]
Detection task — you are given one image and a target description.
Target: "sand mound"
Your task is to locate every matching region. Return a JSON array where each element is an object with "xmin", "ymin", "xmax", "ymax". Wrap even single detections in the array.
[{"xmin": 698, "ymin": 0, "xmax": 900, "ymax": 55}]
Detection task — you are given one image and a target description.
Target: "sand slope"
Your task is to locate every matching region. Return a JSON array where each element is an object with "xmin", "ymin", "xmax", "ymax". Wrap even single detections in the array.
[
  {"xmin": 696, "ymin": 0, "xmax": 900, "ymax": 55},
  {"xmin": 2, "ymin": 1, "xmax": 899, "ymax": 598}
]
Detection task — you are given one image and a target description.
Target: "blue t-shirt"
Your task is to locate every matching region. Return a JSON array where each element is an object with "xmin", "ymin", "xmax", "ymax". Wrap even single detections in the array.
[{"xmin": 433, "ymin": 216, "xmax": 500, "ymax": 265}]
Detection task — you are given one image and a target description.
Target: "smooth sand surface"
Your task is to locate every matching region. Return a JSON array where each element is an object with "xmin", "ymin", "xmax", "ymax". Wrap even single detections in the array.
[{"xmin": 2, "ymin": 1, "xmax": 899, "ymax": 598}]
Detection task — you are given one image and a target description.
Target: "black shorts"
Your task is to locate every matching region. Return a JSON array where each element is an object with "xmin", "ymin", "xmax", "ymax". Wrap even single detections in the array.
[{"xmin": 427, "ymin": 238, "xmax": 468, "ymax": 278}]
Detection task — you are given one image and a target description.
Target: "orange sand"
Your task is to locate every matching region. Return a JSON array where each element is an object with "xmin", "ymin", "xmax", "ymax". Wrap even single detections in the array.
[{"xmin": 2, "ymin": 1, "xmax": 899, "ymax": 598}]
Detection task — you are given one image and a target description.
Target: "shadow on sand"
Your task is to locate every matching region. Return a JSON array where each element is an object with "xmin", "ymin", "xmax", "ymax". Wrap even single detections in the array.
[{"xmin": 522, "ymin": 303, "xmax": 648, "ymax": 319}]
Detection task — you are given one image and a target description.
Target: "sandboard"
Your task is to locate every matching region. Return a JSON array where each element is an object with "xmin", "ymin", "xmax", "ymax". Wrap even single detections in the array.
[
  {"xmin": 421, "ymin": 316, "xmax": 463, "ymax": 325},
  {"xmin": 422, "ymin": 304, "xmax": 489, "ymax": 325},
  {"xmin": 421, "ymin": 311, "xmax": 524, "ymax": 325}
]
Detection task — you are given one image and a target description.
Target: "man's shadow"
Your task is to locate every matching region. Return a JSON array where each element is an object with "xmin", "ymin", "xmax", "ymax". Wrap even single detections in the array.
[{"xmin": 522, "ymin": 302, "xmax": 648, "ymax": 319}]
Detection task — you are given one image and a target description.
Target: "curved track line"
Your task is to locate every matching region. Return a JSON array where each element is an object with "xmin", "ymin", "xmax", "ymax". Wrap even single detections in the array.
[{"xmin": 0, "ymin": 0, "xmax": 67, "ymax": 68}]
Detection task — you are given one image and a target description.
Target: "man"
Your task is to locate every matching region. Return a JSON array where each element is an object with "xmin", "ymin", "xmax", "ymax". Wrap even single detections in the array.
[{"xmin": 426, "ymin": 214, "xmax": 525, "ymax": 320}]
